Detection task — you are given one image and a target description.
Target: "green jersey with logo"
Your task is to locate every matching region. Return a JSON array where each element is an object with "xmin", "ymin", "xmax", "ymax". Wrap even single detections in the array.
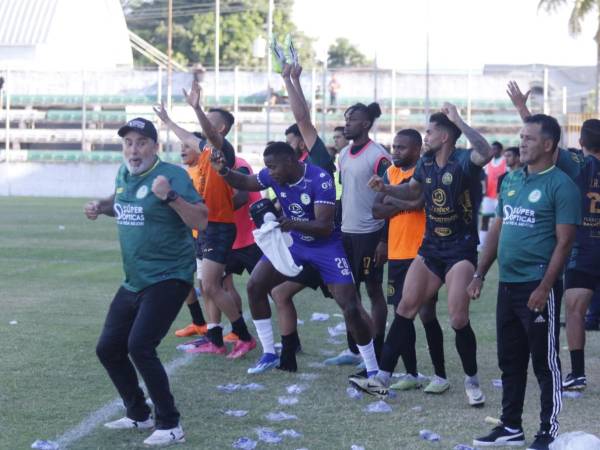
[
  {"xmin": 114, "ymin": 158, "xmax": 202, "ymax": 292},
  {"xmin": 496, "ymin": 165, "xmax": 581, "ymax": 283}
]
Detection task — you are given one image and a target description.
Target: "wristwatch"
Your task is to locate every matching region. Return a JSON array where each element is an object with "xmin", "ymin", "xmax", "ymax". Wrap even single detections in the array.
[
  {"xmin": 473, "ymin": 273, "xmax": 485, "ymax": 282},
  {"xmin": 166, "ymin": 190, "xmax": 179, "ymax": 203}
]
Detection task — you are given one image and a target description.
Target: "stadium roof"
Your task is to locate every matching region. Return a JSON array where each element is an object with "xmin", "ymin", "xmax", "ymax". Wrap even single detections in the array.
[{"xmin": 0, "ymin": 0, "xmax": 58, "ymax": 46}]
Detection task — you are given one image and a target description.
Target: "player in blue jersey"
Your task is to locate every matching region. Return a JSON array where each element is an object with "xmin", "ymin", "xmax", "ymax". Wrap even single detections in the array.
[
  {"xmin": 211, "ymin": 141, "xmax": 381, "ymax": 385},
  {"xmin": 353, "ymin": 103, "xmax": 493, "ymax": 406}
]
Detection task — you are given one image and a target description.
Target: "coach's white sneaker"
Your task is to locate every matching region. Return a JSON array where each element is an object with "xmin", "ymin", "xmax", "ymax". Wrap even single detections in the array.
[
  {"xmin": 465, "ymin": 375, "xmax": 485, "ymax": 407},
  {"xmin": 104, "ymin": 416, "xmax": 154, "ymax": 429},
  {"xmin": 143, "ymin": 425, "xmax": 185, "ymax": 446}
]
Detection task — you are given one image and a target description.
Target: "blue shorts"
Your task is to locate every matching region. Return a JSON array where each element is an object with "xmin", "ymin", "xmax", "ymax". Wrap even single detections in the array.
[{"xmin": 263, "ymin": 238, "xmax": 354, "ymax": 285}]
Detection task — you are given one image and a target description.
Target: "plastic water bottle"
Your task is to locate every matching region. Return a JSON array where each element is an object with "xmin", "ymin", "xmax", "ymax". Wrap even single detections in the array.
[
  {"xmin": 454, "ymin": 445, "xmax": 476, "ymax": 450},
  {"xmin": 419, "ymin": 429, "xmax": 441, "ymax": 441}
]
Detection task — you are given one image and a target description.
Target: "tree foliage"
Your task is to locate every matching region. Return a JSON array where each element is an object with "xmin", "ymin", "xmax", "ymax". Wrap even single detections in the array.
[
  {"xmin": 327, "ymin": 37, "xmax": 371, "ymax": 68},
  {"xmin": 122, "ymin": 0, "xmax": 316, "ymax": 68}
]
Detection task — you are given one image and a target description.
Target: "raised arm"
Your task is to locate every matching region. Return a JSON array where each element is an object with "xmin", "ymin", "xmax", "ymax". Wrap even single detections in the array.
[
  {"xmin": 442, "ymin": 102, "xmax": 493, "ymax": 167},
  {"xmin": 282, "ymin": 63, "xmax": 318, "ymax": 150},
  {"xmin": 506, "ymin": 80, "xmax": 532, "ymax": 122},
  {"xmin": 183, "ymin": 81, "xmax": 224, "ymax": 150},
  {"xmin": 211, "ymin": 153, "xmax": 264, "ymax": 192},
  {"xmin": 153, "ymin": 103, "xmax": 202, "ymax": 151}
]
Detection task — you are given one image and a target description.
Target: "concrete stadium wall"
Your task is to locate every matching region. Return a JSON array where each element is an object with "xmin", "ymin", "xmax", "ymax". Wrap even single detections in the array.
[{"xmin": 0, "ymin": 162, "xmax": 122, "ymax": 197}]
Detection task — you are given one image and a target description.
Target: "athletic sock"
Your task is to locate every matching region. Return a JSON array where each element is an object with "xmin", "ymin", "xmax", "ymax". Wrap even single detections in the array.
[
  {"xmin": 277, "ymin": 332, "xmax": 298, "ymax": 372},
  {"xmin": 357, "ymin": 340, "xmax": 379, "ymax": 375},
  {"xmin": 380, "ymin": 314, "xmax": 417, "ymax": 375},
  {"xmin": 253, "ymin": 318, "xmax": 275, "ymax": 354},
  {"xmin": 570, "ymin": 349, "xmax": 585, "ymax": 376},
  {"xmin": 454, "ymin": 321, "xmax": 477, "ymax": 377},
  {"xmin": 206, "ymin": 325, "xmax": 224, "ymax": 347},
  {"xmin": 374, "ymin": 333, "xmax": 385, "ymax": 363},
  {"xmin": 188, "ymin": 301, "xmax": 206, "ymax": 326},
  {"xmin": 231, "ymin": 317, "xmax": 252, "ymax": 342},
  {"xmin": 424, "ymin": 318, "xmax": 446, "ymax": 379},
  {"xmin": 346, "ymin": 330, "xmax": 360, "ymax": 355}
]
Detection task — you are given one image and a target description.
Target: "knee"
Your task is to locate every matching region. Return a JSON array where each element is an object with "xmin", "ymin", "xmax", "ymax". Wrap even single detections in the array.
[
  {"xmin": 202, "ymin": 280, "xmax": 219, "ymax": 299},
  {"xmin": 342, "ymin": 301, "xmax": 361, "ymax": 322},
  {"xmin": 396, "ymin": 298, "xmax": 418, "ymax": 319},
  {"xmin": 418, "ymin": 305, "xmax": 437, "ymax": 324},
  {"xmin": 96, "ymin": 338, "xmax": 122, "ymax": 363},
  {"xmin": 450, "ymin": 313, "xmax": 469, "ymax": 330},
  {"xmin": 127, "ymin": 337, "xmax": 154, "ymax": 362},
  {"xmin": 247, "ymin": 278, "xmax": 267, "ymax": 304}
]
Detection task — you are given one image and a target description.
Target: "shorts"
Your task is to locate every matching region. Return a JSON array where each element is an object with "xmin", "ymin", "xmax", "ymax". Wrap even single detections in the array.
[
  {"xmin": 197, "ymin": 222, "xmax": 236, "ymax": 265},
  {"xmin": 289, "ymin": 263, "xmax": 333, "ymax": 298},
  {"xmin": 387, "ymin": 259, "xmax": 439, "ymax": 307},
  {"xmin": 262, "ymin": 238, "xmax": 354, "ymax": 285},
  {"xmin": 224, "ymin": 243, "xmax": 262, "ymax": 276},
  {"xmin": 342, "ymin": 228, "xmax": 385, "ymax": 285},
  {"xmin": 418, "ymin": 235, "xmax": 477, "ymax": 281},
  {"xmin": 481, "ymin": 196, "xmax": 498, "ymax": 216},
  {"xmin": 565, "ymin": 269, "xmax": 600, "ymax": 291}
]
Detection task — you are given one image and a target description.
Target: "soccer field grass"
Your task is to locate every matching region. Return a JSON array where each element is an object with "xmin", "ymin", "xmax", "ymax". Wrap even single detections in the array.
[{"xmin": 1, "ymin": 197, "xmax": 599, "ymax": 450}]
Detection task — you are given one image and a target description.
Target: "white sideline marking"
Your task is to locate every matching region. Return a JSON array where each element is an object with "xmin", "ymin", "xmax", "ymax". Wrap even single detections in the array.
[{"xmin": 52, "ymin": 353, "xmax": 194, "ymax": 449}]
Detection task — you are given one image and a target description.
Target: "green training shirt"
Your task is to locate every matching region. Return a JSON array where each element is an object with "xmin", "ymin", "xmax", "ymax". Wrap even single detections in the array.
[
  {"xmin": 496, "ymin": 165, "xmax": 581, "ymax": 283},
  {"xmin": 114, "ymin": 158, "xmax": 202, "ymax": 292}
]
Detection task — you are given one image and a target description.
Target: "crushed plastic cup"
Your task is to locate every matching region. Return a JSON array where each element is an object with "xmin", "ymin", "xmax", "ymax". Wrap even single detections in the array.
[
  {"xmin": 492, "ymin": 379, "xmax": 502, "ymax": 388},
  {"xmin": 419, "ymin": 429, "xmax": 441, "ymax": 441},
  {"xmin": 256, "ymin": 427, "xmax": 282, "ymax": 443},
  {"xmin": 217, "ymin": 383, "xmax": 241, "ymax": 393},
  {"xmin": 308, "ymin": 362, "xmax": 326, "ymax": 369},
  {"xmin": 364, "ymin": 400, "xmax": 392, "ymax": 413},
  {"xmin": 346, "ymin": 387, "xmax": 362, "ymax": 399},
  {"xmin": 265, "ymin": 411, "xmax": 298, "ymax": 421},
  {"xmin": 310, "ymin": 312, "xmax": 330, "ymax": 321},
  {"xmin": 9, "ymin": 320, "xmax": 18, "ymax": 325},
  {"xmin": 350, "ymin": 446, "xmax": 366, "ymax": 450},
  {"xmin": 484, "ymin": 416, "xmax": 502, "ymax": 426},
  {"xmin": 31, "ymin": 441, "xmax": 59, "ymax": 450},
  {"xmin": 232, "ymin": 437, "xmax": 257, "ymax": 449},
  {"xmin": 58, "ymin": 225, "xmax": 65, "ymax": 231},
  {"xmin": 281, "ymin": 429, "xmax": 302, "ymax": 438},
  {"xmin": 224, "ymin": 409, "xmax": 248, "ymax": 417},
  {"xmin": 286, "ymin": 384, "xmax": 307, "ymax": 394},
  {"xmin": 454, "ymin": 445, "xmax": 476, "ymax": 450},
  {"xmin": 411, "ymin": 405, "xmax": 423, "ymax": 412},
  {"xmin": 562, "ymin": 390, "xmax": 583, "ymax": 399},
  {"xmin": 327, "ymin": 322, "xmax": 347, "ymax": 337},
  {"xmin": 278, "ymin": 396, "xmax": 299, "ymax": 405},
  {"xmin": 298, "ymin": 373, "xmax": 320, "ymax": 381},
  {"xmin": 242, "ymin": 383, "xmax": 265, "ymax": 391}
]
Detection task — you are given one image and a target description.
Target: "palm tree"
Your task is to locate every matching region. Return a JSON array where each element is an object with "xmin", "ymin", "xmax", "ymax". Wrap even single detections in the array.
[{"xmin": 539, "ymin": 0, "xmax": 600, "ymax": 113}]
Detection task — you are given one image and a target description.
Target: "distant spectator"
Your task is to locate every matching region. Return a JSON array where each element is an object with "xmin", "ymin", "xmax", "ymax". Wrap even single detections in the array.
[
  {"xmin": 329, "ymin": 74, "xmax": 340, "ymax": 109},
  {"xmin": 331, "ymin": 126, "xmax": 349, "ymax": 158}
]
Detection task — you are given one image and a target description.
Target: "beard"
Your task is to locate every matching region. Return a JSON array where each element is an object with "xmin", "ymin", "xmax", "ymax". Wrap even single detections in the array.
[{"xmin": 125, "ymin": 155, "xmax": 156, "ymax": 175}]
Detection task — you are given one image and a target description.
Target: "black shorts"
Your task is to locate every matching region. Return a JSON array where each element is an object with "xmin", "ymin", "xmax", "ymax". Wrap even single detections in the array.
[
  {"xmin": 224, "ymin": 243, "xmax": 262, "ymax": 276},
  {"xmin": 387, "ymin": 259, "xmax": 439, "ymax": 307},
  {"xmin": 342, "ymin": 228, "xmax": 384, "ymax": 285},
  {"xmin": 418, "ymin": 235, "xmax": 477, "ymax": 281},
  {"xmin": 197, "ymin": 222, "xmax": 236, "ymax": 265},
  {"xmin": 565, "ymin": 269, "xmax": 600, "ymax": 291},
  {"xmin": 289, "ymin": 263, "xmax": 333, "ymax": 298}
]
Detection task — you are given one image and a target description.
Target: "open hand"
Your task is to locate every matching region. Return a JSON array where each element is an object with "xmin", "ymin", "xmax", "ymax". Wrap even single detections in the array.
[
  {"xmin": 291, "ymin": 63, "xmax": 303, "ymax": 79},
  {"xmin": 281, "ymin": 63, "xmax": 292, "ymax": 79},
  {"xmin": 183, "ymin": 81, "xmax": 202, "ymax": 108},
  {"xmin": 506, "ymin": 80, "xmax": 530, "ymax": 111},
  {"xmin": 152, "ymin": 102, "xmax": 170, "ymax": 123}
]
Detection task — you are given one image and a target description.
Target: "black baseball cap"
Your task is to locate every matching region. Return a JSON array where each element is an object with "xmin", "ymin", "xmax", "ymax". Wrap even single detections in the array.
[{"xmin": 118, "ymin": 117, "xmax": 158, "ymax": 142}]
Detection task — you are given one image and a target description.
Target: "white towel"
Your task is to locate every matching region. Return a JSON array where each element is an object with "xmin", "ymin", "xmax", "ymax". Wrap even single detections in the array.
[{"xmin": 252, "ymin": 213, "xmax": 303, "ymax": 277}]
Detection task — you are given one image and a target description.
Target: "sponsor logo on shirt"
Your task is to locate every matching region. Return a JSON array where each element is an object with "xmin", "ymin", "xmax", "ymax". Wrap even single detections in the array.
[
  {"xmin": 432, "ymin": 189, "xmax": 446, "ymax": 207},
  {"xmin": 321, "ymin": 180, "xmax": 333, "ymax": 190},
  {"xmin": 114, "ymin": 203, "xmax": 145, "ymax": 226},
  {"xmin": 503, "ymin": 204, "xmax": 535, "ymax": 227},
  {"xmin": 288, "ymin": 203, "xmax": 305, "ymax": 217},
  {"xmin": 434, "ymin": 227, "xmax": 452, "ymax": 237},
  {"xmin": 300, "ymin": 193, "xmax": 311, "ymax": 205},
  {"xmin": 442, "ymin": 172, "xmax": 453, "ymax": 185}
]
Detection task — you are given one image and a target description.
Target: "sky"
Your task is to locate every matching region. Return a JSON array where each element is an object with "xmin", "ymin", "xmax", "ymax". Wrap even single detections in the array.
[{"xmin": 292, "ymin": 0, "xmax": 598, "ymax": 72}]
